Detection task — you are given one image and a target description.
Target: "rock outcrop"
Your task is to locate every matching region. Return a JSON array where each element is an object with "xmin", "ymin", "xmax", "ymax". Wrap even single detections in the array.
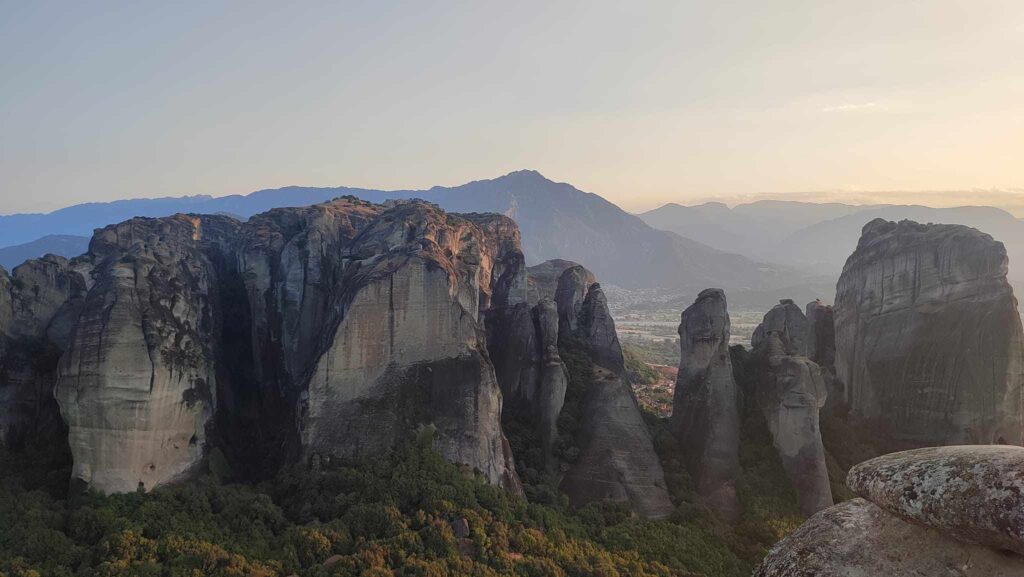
[
  {"xmin": 526, "ymin": 259, "xmax": 592, "ymax": 305},
  {"xmin": 553, "ymin": 264, "xmax": 597, "ymax": 336},
  {"xmin": 751, "ymin": 299, "xmax": 808, "ymax": 355},
  {"xmin": 759, "ymin": 446, "xmax": 1024, "ymax": 575},
  {"xmin": 750, "ymin": 332, "xmax": 833, "ymax": 516},
  {"xmin": 0, "ymin": 256, "xmax": 85, "ymax": 448},
  {"xmin": 834, "ymin": 218, "xmax": 1024, "ymax": 446},
  {"xmin": 269, "ymin": 201, "xmax": 521, "ymax": 492},
  {"xmin": 577, "ymin": 284, "xmax": 624, "ymax": 374},
  {"xmin": 56, "ymin": 215, "xmax": 238, "ymax": 492},
  {"xmin": 847, "ymin": 446, "xmax": 1024, "ymax": 555},
  {"xmin": 37, "ymin": 198, "xmax": 526, "ymax": 494},
  {"xmin": 755, "ymin": 498, "xmax": 1024, "ymax": 577},
  {"xmin": 804, "ymin": 299, "xmax": 835, "ymax": 367},
  {"xmin": 673, "ymin": 288, "xmax": 740, "ymax": 521},
  {"xmin": 552, "ymin": 265, "xmax": 673, "ymax": 519}
]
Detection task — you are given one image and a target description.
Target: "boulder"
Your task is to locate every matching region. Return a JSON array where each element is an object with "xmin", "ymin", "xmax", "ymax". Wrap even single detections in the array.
[
  {"xmin": 847, "ymin": 445, "xmax": 1024, "ymax": 555},
  {"xmin": 755, "ymin": 498, "xmax": 1024, "ymax": 577},
  {"xmin": 672, "ymin": 288, "xmax": 740, "ymax": 520},
  {"xmin": 752, "ymin": 332, "xmax": 833, "ymax": 516}
]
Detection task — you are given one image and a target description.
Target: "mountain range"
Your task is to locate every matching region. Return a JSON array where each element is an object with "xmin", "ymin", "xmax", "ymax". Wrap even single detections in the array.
[
  {"xmin": 640, "ymin": 201, "xmax": 1024, "ymax": 291},
  {"xmin": 4, "ymin": 171, "xmax": 1024, "ymax": 304},
  {"xmin": 0, "ymin": 171, "xmax": 804, "ymax": 300}
]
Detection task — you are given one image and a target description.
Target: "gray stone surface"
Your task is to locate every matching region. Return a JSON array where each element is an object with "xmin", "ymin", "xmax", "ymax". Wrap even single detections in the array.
[
  {"xmin": 56, "ymin": 215, "xmax": 238, "ymax": 493},
  {"xmin": 755, "ymin": 498, "xmax": 1024, "ymax": 577},
  {"xmin": 752, "ymin": 299, "xmax": 809, "ymax": 356},
  {"xmin": 560, "ymin": 367, "xmax": 674, "ymax": 519},
  {"xmin": 526, "ymin": 259, "xmax": 590, "ymax": 305},
  {"xmin": 45, "ymin": 199, "xmax": 526, "ymax": 494},
  {"xmin": 673, "ymin": 288, "xmax": 741, "ymax": 521},
  {"xmin": 0, "ymin": 255, "xmax": 86, "ymax": 448},
  {"xmin": 805, "ymin": 299, "xmax": 835, "ymax": 368},
  {"xmin": 834, "ymin": 218, "xmax": 1024, "ymax": 446},
  {"xmin": 578, "ymin": 284, "xmax": 625, "ymax": 375},
  {"xmin": 848, "ymin": 445, "xmax": 1024, "ymax": 556},
  {"xmin": 753, "ymin": 332, "xmax": 833, "ymax": 516},
  {"xmin": 554, "ymin": 264, "xmax": 597, "ymax": 337}
]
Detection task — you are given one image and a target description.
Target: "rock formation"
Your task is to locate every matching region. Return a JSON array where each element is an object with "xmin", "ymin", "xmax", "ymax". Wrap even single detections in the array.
[
  {"xmin": 804, "ymin": 299, "xmax": 835, "ymax": 367},
  {"xmin": 750, "ymin": 332, "xmax": 833, "ymax": 516},
  {"xmin": 550, "ymin": 264, "xmax": 673, "ymax": 519},
  {"xmin": 553, "ymin": 264, "xmax": 597, "ymax": 336},
  {"xmin": 834, "ymin": 218, "xmax": 1024, "ymax": 446},
  {"xmin": 577, "ymin": 284, "xmax": 625, "ymax": 374},
  {"xmin": 672, "ymin": 288, "xmax": 740, "ymax": 521},
  {"xmin": 751, "ymin": 299, "xmax": 808, "ymax": 355},
  {"xmin": 847, "ymin": 446, "xmax": 1024, "ymax": 555},
  {"xmin": 755, "ymin": 498, "xmax": 1024, "ymax": 577},
  {"xmin": 526, "ymin": 259, "xmax": 592, "ymax": 305},
  {"xmin": 264, "ymin": 200, "xmax": 521, "ymax": 492},
  {"xmin": 56, "ymin": 215, "xmax": 238, "ymax": 492},
  {"xmin": 32, "ymin": 198, "xmax": 523, "ymax": 494},
  {"xmin": 758, "ymin": 445, "xmax": 1024, "ymax": 576},
  {"xmin": 0, "ymin": 255, "xmax": 85, "ymax": 448}
]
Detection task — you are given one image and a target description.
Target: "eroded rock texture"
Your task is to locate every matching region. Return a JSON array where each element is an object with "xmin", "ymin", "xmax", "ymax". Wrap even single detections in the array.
[
  {"xmin": 755, "ymin": 498, "xmax": 1024, "ymax": 577},
  {"xmin": 672, "ymin": 288, "xmax": 740, "ymax": 521},
  {"xmin": 0, "ymin": 256, "xmax": 86, "ymax": 448},
  {"xmin": 277, "ymin": 201, "xmax": 520, "ymax": 491},
  {"xmin": 554, "ymin": 264, "xmax": 597, "ymax": 336},
  {"xmin": 526, "ymin": 259, "xmax": 592, "ymax": 305},
  {"xmin": 56, "ymin": 215, "xmax": 238, "ymax": 493},
  {"xmin": 804, "ymin": 299, "xmax": 835, "ymax": 367},
  {"xmin": 835, "ymin": 218, "xmax": 1024, "ymax": 446},
  {"xmin": 751, "ymin": 299, "xmax": 808, "ymax": 355},
  {"xmin": 848, "ymin": 445, "xmax": 1024, "ymax": 555},
  {"xmin": 750, "ymin": 332, "xmax": 833, "ymax": 516},
  {"xmin": 45, "ymin": 198, "xmax": 526, "ymax": 494}
]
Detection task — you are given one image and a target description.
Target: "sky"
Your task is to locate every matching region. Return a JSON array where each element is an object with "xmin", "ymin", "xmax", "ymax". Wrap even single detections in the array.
[{"xmin": 1, "ymin": 0, "xmax": 1022, "ymax": 215}]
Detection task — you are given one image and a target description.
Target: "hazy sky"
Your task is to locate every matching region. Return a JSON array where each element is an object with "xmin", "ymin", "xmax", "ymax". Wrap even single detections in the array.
[{"xmin": 2, "ymin": 1, "xmax": 1022, "ymax": 215}]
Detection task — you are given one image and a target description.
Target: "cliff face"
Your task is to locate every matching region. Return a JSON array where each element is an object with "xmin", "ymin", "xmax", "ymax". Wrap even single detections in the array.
[
  {"xmin": 751, "ymin": 299, "xmax": 809, "ymax": 356},
  {"xmin": 0, "ymin": 256, "xmax": 86, "ymax": 448},
  {"xmin": 750, "ymin": 332, "xmax": 833, "ymax": 516},
  {"xmin": 54, "ymin": 216, "xmax": 237, "ymax": 492},
  {"xmin": 560, "ymin": 277, "xmax": 673, "ymax": 519},
  {"xmin": 834, "ymin": 219, "xmax": 1024, "ymax": 447},
  {"xmin": 804, "ymin": 299, "xmax": 835, "ymax": 367},
  {"xmin": 297, "ymin": 202, "xmax": 520, "ymax": 491},
  {"xmin": 23, "ymin": 198, "xmax": 525, "ymax": 494},
  {"xmin": 672, "ymin": 288, "xmax": 741, "ymax": 521}
]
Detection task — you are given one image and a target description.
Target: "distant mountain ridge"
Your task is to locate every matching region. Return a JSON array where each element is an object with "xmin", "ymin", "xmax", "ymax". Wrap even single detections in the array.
[
  {"xmin": 0, "ymin": 171, "xmax": 802, "ymax": 295},
  {"xmin": 0, "ymin": 235, "xmax": 90, "ymax": 271},
  {"xmin": 641, "ymin": 201, "xmax": 1024, "ymax": 292}
]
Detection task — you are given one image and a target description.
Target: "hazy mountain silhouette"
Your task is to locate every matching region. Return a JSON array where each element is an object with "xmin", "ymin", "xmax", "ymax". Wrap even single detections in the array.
[
  {"xmin": 642, "ymin": 201, "xmax": 1024, "ymax": 292},
  {"xmin": 0, "ymin": 171, "xmax": 798, "ymax": 293},
  {"xmin": 0, "ymin": 235, "xmax": 90, "ymax": 271},
  {"xmin": 639, "ymin": 201, "xmax": 884, "ymax": 260}
]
